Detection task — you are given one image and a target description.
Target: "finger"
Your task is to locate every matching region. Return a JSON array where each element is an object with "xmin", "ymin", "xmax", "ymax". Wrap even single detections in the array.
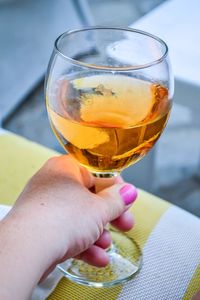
[
  {"xmin": 39, "ymin": 262, "xmax": 57, "ymax": 283},
  {"xmin": 94, "ymin": 177, "xmax": 117, "ymax": 193},
  {"xmin": 97, "ymin": 183, "xmax": 137, "ymax": 223},
  {"xmin": 192, "ymin": 290, "xmax": 200, "ymax": 300},
  {"xmin": 79, "ymin": 165, "xmax": 95, "ymax": 188},
  {"xmin": 94, "ymin": 175, "xmax": 124, "ymax": 193},
  {"xmin": 76, "ymin": 245, "xmax": 109, "ymax": 267},
  {"xmin": 115, "ymin": 175, "xmax": 125, "ymax": 184},
  {"xmin": 95, "ymin": 229, "xmax": 112, "ymax": 249},
  {"xmin": 111, "ymin": 210, "xmax": 135, "ymax": 232},
  {"xmin": 47, "ymin": 155, "xmax": 79, "ymax": 176},
  {"xmin": 46, "ymin": 155, "xmax": 95, "ymax": 188},
  {"xmin": 67, "ymin": 155, "xmax": 95, "ymax": 188}
]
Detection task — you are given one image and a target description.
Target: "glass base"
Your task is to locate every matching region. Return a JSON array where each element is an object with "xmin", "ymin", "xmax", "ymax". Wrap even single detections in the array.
[{"xmin": 58, "ymin": 230, "xmax": 142, "ymax": 287}]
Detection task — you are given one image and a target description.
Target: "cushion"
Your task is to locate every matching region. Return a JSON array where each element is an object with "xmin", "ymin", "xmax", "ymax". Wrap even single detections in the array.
[{"xmin": 0, "ymin": 129, "xmax": 199, "ymax": 300}]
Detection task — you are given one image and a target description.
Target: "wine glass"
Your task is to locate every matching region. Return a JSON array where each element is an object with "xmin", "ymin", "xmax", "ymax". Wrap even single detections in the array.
[{"xmin": 45, "ymin": 27, "xmax": 173, "ymax": 287}]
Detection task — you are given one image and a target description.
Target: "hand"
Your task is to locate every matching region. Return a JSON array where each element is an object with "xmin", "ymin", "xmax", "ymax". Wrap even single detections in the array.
[
  {"xmin": 15, "ymin": 155, "xmax": 137, "ymax": 276},
  {"xmin": 0, "ymin": 155, "xmax": 137, "ymax": 299}
]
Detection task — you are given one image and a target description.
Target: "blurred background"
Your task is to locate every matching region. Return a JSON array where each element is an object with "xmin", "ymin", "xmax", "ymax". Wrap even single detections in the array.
[{"xmin": 0, "ymin": 0, "xmax": 199, "ymax": 216}]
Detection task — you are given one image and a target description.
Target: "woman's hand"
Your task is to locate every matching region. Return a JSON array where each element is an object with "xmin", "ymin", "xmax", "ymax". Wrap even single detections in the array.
[{"xmin": 0, "ymin": 155, "xmax": 137, "ymax": 300}]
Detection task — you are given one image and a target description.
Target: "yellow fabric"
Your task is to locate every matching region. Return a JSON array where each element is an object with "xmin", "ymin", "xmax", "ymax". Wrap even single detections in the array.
[
  {"xmin": 48, "ymin": 281, "xmax": 122, "ymax": 300},
  {"xmin": 0, "ymin": 133, "xmax": 57, "ymax": 205},
  {"xmin": 183, "ymin": 265, "xmax": 200, "ymax": 300},
  {"xmin": 130, "ymin": 190, "xmax": 170, "ymax": 248}
]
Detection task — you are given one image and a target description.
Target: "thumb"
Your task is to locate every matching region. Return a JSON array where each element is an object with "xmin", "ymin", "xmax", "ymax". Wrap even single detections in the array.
[{"xmin": 97, "ymin": 183, "xmax": 137, "ymax": 223}]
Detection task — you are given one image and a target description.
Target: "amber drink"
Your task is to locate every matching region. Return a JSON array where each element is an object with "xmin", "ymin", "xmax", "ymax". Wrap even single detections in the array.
[{"xmin": 47, "ymin": 75, "xmax": 171, "ymax": 173}]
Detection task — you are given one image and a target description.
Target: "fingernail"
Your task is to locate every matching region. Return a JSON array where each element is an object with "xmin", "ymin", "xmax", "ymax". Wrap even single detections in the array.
[{"xmin": 119, "ymin": 184, "xmax": 137, "ymax": 205}]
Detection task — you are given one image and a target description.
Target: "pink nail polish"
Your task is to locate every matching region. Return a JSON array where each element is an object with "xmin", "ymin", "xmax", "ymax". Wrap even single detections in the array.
[{"xmin": 119, "ymin": 184, "xmax": 137, "ymax": 205}]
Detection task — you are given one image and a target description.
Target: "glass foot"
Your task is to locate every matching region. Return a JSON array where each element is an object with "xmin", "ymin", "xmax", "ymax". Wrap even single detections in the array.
[{"xmin": 58, "ymin": 230, "xmax": 142, "ymax": 287}]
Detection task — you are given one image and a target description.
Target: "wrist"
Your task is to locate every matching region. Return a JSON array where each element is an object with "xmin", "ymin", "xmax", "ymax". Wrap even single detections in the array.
[
  {"xmin": 0, "ymin": 205, "xmax": 68, "ymax": 299},
  {"xmin": 0, "ymin": 214, "xmax": 46, "ymax": 299},
  {"xmin": 8, "ymin": 204, "xmax": 67, "ymax": 266}
]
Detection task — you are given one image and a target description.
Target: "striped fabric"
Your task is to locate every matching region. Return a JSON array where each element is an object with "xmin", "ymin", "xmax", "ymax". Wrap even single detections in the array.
[{"xmin": 0, "ymin": 130, "xmax": 199, "ymax": 300}]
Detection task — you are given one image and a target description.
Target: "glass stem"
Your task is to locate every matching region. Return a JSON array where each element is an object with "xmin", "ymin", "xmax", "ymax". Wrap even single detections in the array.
[{"xmin": 92, "ymin": 171, "xmax": 119, "ymax": 178}]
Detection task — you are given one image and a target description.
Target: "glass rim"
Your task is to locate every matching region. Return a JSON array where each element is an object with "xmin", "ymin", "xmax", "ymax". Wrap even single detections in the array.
[{"xmin": 54, "ymin": 26, "xmax": 168, "ymax": 71}]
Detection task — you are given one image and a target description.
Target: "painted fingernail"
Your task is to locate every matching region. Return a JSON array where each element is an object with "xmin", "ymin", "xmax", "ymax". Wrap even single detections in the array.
[{"xmin": 119, "ymin": 184, "xmax": 137, "ymax": 205}]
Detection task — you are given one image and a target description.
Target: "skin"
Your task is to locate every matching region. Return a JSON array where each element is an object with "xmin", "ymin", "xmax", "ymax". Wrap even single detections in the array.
[
  {"xmin": 0, "ymin": 156, "xmax": 136, "ymax": 300},
  {"xmin": 192, "ymin": 291, "xmax": 200, "ymax": 300}
]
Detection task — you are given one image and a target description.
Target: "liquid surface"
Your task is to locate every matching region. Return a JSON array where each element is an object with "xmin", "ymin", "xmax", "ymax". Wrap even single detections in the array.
[{"xmin": 47, "ymin": 75, "xmax": 171, "ymax": 172}]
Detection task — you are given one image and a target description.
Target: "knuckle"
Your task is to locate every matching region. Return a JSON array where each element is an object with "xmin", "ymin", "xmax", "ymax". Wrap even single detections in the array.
[{"xmin": 45, "ymin": 156, "xmax": 59, "ymax": 167}]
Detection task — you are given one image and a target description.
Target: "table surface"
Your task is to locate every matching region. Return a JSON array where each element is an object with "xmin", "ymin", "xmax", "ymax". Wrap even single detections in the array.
[{"xmin": 131, "ymin": 0, "xmax": 200, "ymax": 86}]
